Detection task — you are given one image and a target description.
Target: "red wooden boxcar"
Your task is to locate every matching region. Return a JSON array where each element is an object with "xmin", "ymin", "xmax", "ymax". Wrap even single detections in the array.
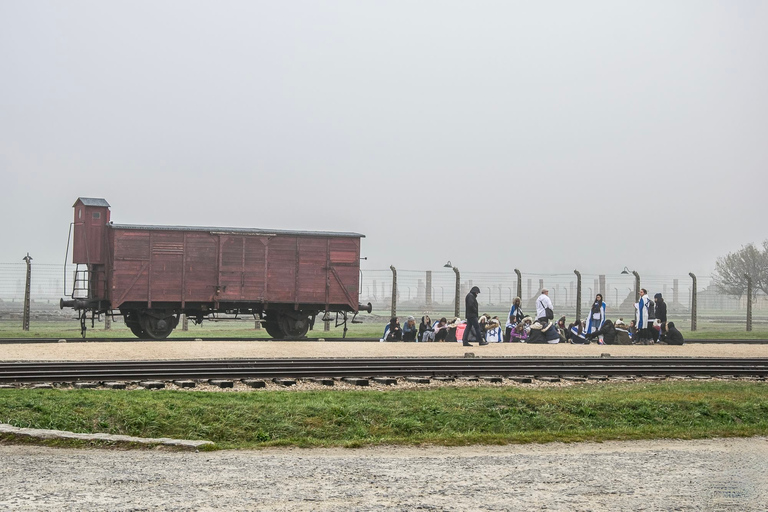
[{"xmin": 62, "ymin": 198, "xmax": 370, "ymax": 339}]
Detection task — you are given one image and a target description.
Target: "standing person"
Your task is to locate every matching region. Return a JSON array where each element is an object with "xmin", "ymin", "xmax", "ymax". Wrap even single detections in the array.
[
  {"xmin": 535, "ymin": 288, "xmax": 555, "ymax": 325},
  {"xmin": 654, "ymin": 293, "xmax": 667, "ymax": 342},
  {"xmin": 463, "ymin": 286, "xmax": 486, "ymax": 346},
  {"xmin": 635, "ymin": 289, "xmax": 652, "ymax": 344},
  {"xmin": 504, "ymin": 297, "xmax": 524, "ymax": 342},
  {"xmin": 586, "ymin": 294, "xmax": 606, "ymax": 337}
]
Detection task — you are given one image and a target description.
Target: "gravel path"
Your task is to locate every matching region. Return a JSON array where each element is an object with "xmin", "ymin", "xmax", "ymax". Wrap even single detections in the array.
[
  {"xmin": 2, "ymin": 340, "xmax": 767, "ymax": 361},
  {"xmin": 1, "ymin": 438, "xmax": 767, "ymax": 511}
]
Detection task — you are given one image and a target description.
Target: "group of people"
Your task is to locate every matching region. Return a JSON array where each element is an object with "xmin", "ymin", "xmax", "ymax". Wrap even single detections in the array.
[{"xmin": 381, "ymin": 286, "xmax": 684, "ymax": 346}]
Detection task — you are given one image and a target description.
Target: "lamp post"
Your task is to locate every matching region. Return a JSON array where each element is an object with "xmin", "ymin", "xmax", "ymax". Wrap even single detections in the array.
[
  {"xmin": 444, "ymin": 261, "xmax": 461, "ymax": 319},
  {"xmin": 621, "ymin": 267, "xmax": 640, "ymax": 302},
  {"xmin": 688, "ymin": 272, "xmax": 697, "ymax": 331}
]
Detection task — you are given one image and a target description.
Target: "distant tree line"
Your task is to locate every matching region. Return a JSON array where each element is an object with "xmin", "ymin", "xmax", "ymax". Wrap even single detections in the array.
[{"xmin": 712, "ymin": 241, "xmax": 768, "ymax": 297}]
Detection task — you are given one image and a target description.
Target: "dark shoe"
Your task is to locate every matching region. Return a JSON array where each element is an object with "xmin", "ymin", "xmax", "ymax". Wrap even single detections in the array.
[
  {"xmin": 478, "ymin": 342, "xmax": 489, "ymax": 346},
  {"xmin": 463, "ymin": 342, "xmax": 473, "ymax": 346}
]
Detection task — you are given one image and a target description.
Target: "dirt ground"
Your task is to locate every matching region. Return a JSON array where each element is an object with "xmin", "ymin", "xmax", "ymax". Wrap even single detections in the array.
[
  {"xmin": 2, "ymin": 340, "xmax": 768, "ymax": 361},
  {"xmin": 1, "ymin": 438, "xmax": 767, "ymax": 511}
]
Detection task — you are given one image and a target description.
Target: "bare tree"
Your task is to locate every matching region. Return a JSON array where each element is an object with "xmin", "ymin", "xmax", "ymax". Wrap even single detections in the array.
[{"xmin": 712, "ymin": 241, "xmax": 768, "ymax": 297}]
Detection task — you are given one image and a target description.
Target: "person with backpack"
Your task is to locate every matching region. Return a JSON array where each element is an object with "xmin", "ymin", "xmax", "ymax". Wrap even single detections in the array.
[{"xmin": 536, "ymin": 289, "xmax": 555, "ymax": 325}]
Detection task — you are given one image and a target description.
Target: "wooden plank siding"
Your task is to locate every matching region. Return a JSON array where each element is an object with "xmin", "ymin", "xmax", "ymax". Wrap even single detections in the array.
[{"xmin": 107, "ymin": 227, "xmax": 361, "ymax": 312}]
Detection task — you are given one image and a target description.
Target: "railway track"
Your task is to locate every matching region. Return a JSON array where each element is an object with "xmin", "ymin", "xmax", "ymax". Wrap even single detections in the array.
[
  {"xmin": 1, "ymin": 337, "xmax": 767, "ymax": 344},
  {"xmin": 1, "ymin": 357, "xmax": 767, "ymax": 384}
]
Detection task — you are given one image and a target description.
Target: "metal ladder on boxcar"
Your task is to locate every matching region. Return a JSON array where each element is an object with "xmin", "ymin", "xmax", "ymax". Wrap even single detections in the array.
[{"xmin": 71, "ymin": 264, "xmax": 90, "ymax": 299}]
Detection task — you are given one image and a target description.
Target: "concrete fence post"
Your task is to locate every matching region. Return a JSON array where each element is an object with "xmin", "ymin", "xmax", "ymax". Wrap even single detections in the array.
[
  {"xmin": 425, "ymin": 271, "xmax": 432, "ymax": 310},
  {"xmin": 688, "ymin": 273, "xmax": 697, "ymax": 331},
  {"xmin": 632, "ymin": 271, "xmax": 641, "ymax": 303},
  {"xmin": 573, "ymin": 270, "xmax": 581, "ymax": 322},
  {"xmin": 22, "ymin": 253, "xmax": 32, "ymax": 331},
  {"xmin": 745, "ymin": 274, "xmax": 753, "ymax": 332},
  {"xmin": 514, "ymin": 269, "xmax": 522, "ymax": 301},
  {"xmin": 390, "ymin": 265, "xmax": 397, "ymax": 318}
]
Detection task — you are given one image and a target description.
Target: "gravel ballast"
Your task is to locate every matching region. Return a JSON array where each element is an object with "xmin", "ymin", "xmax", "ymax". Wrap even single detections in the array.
[
  {"xmin": 1, "ymin": 340, "xmax": 767, "ymax": 361},
  {"xmin": 1, "ymin": 439, "xmax": 767, "ymax": 511}
]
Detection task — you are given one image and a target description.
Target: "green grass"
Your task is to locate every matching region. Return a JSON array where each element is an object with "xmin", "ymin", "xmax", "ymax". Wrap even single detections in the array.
[
  {"xmin": 2, "ymin": 382, "xmax": 767, "ymax": 449},
  {"xmin": 2, "ymin": 318, "xmax": 768, "ymax": 340}
]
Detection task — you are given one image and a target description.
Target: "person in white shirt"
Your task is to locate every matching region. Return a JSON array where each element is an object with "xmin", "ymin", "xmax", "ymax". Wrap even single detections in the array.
[{"xmin": 536, "ymin": 288, "xmax": 554, "ymax": 324}]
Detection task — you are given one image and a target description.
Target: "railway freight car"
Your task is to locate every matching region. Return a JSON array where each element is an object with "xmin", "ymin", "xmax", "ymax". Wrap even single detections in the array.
[{"xmin": 61, "ymin": 198, "xmax": 371, "ymax": 339}]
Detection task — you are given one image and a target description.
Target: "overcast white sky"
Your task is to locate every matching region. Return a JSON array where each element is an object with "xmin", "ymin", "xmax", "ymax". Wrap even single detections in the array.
[{"xmin": 1, "ymin": 0, "xmax": 766, "ymax": 277}]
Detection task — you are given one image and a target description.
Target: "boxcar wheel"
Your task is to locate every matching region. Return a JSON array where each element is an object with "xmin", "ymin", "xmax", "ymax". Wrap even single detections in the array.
[
  {"xmin": 138, "ymin": 311, "xmax": 177, "ymax": 340},
  {"xmin": 278, "ymin": 314, "xmax": 310, "ymax": 338},
  {"xmin": 263, "ymin": 321, "xmax": 285, "ymax": 339},
  {"xmin": 124, "ymin": 311, "xmax": 147, "ymax": 339}
]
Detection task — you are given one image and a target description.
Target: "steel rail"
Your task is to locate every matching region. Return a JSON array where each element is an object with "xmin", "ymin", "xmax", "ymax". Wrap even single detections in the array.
[
  {"xmin": 1, "ymin": 358, "xmax": 767, "ymax": 383},
  {"xmin": 0, "ymin": 337, "xmax": 374, "ymax": 344},
  {"xmin": 1, "ymin": 337, "xmax": 768, "ymax": 344}
]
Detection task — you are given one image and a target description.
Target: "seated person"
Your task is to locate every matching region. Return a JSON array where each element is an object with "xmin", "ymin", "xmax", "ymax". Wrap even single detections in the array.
[
  {"xmin": 666, "ymin": 321, "xmax": 685, "ymax": 345},
  {"xmin": 447, "ymin": 318, "xmax": 463, "ymax": 343},
  {"xmin": 542, "ymin": 320, "xmax": 561, "ymax": 344},
  {"xmin": 509, "ymin": 317, "xmax": 531, "ymax": 342},
  {"xmin": 586, "ymin": 319, "xmax": 616, "ymax": 345},
  {"xmin": 484, "ymin": 316, "xmax": 503, "ymax": 343},
  {"xmin": 527, "ymin": 321, "xmax": 547, "ymax": 344},
  {"xmin": 556, "ymin": 316, "xmax": 569, "ymax": 343},
  {"xmin": 569, "ymin": 320, "xmax": 588, "ymax": 344},
  {"xmin": 419, "ymin": 315, "xmax": 435, "ymax": 342},
  {"xmin": 402, "ymin": 316, "xmax": 418, "ymax": 342},
  {"xmin": 479, "ymin": 314, "xmax": 491, "ymax": 339},
  {"xmin": 613, "ymin": 319, "xmax": 632, "ymax": 345},
  {"xmin": 383, "ymin": 317, "xmax": 402, "ymax": 342},
  {"xmin": 433, "ymin": 317, "xmax": 449, "ymax": 342}
]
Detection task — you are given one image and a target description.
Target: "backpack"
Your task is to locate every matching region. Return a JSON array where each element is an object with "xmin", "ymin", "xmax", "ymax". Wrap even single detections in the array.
[{"xmin": 647, "ymin": 300, "xmax": 655, "ymax": 319}]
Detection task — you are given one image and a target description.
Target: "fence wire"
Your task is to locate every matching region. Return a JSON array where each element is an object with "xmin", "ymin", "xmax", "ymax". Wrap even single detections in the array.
[{"xmin": 1, "ymin": 263, "xmax": 765, "ymax": 329}]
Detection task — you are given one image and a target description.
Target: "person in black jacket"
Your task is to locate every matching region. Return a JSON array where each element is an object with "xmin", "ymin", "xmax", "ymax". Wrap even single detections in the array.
[
  {"xmin": 666, "ymin": 321, "xmax": 685, "ymax": 345},
  {"xmin": 586, "ymin": 319, "xmax": 617, "ymax": 345},
  {"xmin": 463, "ymin": 286, "xmax": 486, "ymax": 346},
  {"xmin": 654, "ymin": 293, "xmax": 668, "ymax": 342}
]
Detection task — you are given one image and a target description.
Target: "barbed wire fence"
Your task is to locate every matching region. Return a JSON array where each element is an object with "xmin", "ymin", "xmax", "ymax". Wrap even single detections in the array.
[
  {"xmin": 1, "ymin": 262, "xmax": 766, "ymax": 332},
  {"xmin": 361, "ymin": 268, "xmax": 767, "ymax": 332}
]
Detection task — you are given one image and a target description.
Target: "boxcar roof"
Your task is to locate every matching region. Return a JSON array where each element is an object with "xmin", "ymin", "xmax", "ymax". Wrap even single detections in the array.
[
  {"xmin": 74, "ymin": 197, "xmax": 111, "ymax": 207},
  {"xmin": 110, "ymin": 223, "xmax": 364, "ymax": 238}
]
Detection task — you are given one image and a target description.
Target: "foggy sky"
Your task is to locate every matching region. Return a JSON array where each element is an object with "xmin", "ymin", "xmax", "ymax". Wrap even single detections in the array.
[{"xmin": 1, "ymin": 0, "xmax": 766, "ymax": 277}]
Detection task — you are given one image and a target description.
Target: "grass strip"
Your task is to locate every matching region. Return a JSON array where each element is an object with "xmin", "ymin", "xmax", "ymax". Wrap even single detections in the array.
[{"xmin": 1, "ymin": 381, "xmax": 767, "ymax": 449}]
